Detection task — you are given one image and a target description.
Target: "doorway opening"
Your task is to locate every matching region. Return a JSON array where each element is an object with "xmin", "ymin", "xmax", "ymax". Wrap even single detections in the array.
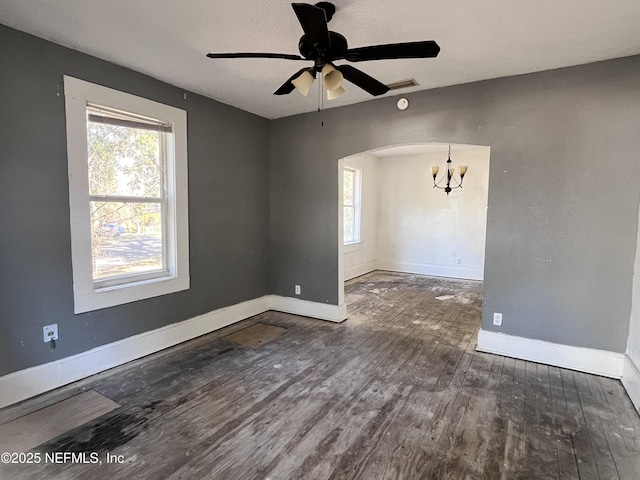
[{"xmin": 337, "ymin": 142, "xmax": 491, "ymax": 316}]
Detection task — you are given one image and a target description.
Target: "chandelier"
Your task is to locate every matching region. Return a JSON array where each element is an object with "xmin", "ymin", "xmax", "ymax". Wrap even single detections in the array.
[{"xmin": 431, "ymin": 146, "xmax": 468, "ymax": 195}]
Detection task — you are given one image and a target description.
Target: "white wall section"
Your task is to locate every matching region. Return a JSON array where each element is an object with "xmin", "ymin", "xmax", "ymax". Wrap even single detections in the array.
[
  {"xmin": 623, "ymin": 202, "xmax": 640, "ymax": 411},
  {"xmin": 342, "ymin": 145, "xmax": 489, "ymax": 282},
  {"xmin": 376, "ymin": 148, "xmax": 489, "ymax": 280},
  {"xmin": 343, "ymin": 154, "xmax": 379, "ymax": 280}
]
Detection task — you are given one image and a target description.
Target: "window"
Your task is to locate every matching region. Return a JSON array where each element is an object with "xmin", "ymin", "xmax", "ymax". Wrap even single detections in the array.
[
  {"xmin": 343, "ymin": 167, "xmax": 362, "ymax": 244},
  {"xmin": 64, "ymin": 76, "xmax": 189, "ymax": 313}
]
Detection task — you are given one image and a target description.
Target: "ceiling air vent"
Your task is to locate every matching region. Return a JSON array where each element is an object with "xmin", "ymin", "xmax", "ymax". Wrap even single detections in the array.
[{"xmin": 386, "ymin": 79, "xmax": 419, "ymax": 91}]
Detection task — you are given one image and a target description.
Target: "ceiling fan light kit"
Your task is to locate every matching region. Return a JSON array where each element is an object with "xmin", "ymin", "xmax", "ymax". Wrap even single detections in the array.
[
  {"xmin": 291, "ymin": 70, "xmax": 316, "ymax": 96},
  {"xmin": 321, "ymin": 64, "xmax": 345, "ymax": 98},
  {"xmin": 206, "ymin": 2, "xmax": 440, "ymax": 100},
  {"xmin": 327, "ymin": 85, "xmax": 345, "ymax": 100}
]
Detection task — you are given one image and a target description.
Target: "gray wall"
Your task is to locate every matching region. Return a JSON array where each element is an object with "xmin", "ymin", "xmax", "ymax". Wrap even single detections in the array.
[
  {"xmin": 270, "ymin": 55, "xmax": 640, "ymax": 353},
  {"xmin": 0, "ymin": 25, "xmax": 270, "ymax": 376}
]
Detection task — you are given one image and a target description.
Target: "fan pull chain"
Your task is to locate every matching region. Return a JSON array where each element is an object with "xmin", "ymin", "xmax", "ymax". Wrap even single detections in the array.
[
  {"xmin": 317, "ymin": 72, "xmax": 324, "ymax": 125},
  {"xmin": 317, "ymin": 73, "xmax": 322, "ymax": 112}
]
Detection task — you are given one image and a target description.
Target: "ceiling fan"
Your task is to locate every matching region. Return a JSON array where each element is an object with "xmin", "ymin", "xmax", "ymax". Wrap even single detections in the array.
[{"xmin": 206, "ymin": 2, "xmax": 440, "ymax": 99}]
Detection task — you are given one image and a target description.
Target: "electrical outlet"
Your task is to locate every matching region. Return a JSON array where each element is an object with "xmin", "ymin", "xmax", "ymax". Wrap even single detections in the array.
[
  {"xmin": 43, "ymin": 324, "xmax": 59, "ymax": 343},
  {"xmin": 456, "ymin": 257, "xmax": 462, "ymax": 265},
  {"xmin": 295, "ymin": 285, "xmax": 301, "ymax": 295},
  {"xmin": 493, "ymin": 313, "xmax": 503, "ymax": 326}
]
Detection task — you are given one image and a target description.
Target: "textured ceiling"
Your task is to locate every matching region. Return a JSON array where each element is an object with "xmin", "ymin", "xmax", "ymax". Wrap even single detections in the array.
[{"xmin": 1, "ymin": 1, "xmax": 640, "ymax": 119}]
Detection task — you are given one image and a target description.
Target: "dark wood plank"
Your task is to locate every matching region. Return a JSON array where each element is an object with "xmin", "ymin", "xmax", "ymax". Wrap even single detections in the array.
[
  {"xmin": 597, "ymin": 376, "xmax": 640, "ymax": 453},
  {"xmin": 547, "ymin": 366, "xmax": 581, "ymax": 480},
  {"xmin": 560, "ymin": 367, "xmax": 604, "ymax": 480},
  {"xmin": 586, "ymin": 375, "xmax": 640, "ymax": 480}
]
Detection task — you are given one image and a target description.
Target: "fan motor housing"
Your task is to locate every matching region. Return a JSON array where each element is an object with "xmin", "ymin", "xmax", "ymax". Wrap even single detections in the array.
[
  {"xmin": 314, "ymin": 2, "xmax": 336, "ymax": 22},
  {"xmin": 298, "ymin": 31, "xmax": 348, "ymax": 63}
]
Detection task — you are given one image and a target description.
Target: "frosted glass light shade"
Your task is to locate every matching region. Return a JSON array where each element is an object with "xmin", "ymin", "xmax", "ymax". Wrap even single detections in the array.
[
  {"xmin": 459, "ymin": 165, "xmax": 468, "ymax": 175},
  {"xmin": 292, "ymin": 71, "xmax": 315, "ymax": 96},
  {"xmin": 327, "ymin": 86, "xmax": 345, "ymax": 100},
  {"xmin": 322, "ymin": 64, "xmax": 343, "ymax": 91},
  {"xmin": 430, "ymin": 166, "xmax": 439, "ymax": 176}
]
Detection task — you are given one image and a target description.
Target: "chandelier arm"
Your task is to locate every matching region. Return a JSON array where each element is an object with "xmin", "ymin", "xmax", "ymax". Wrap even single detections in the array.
[
  {"xmin": 449, "ymin": 176, "xmax": 463, "ymax": 188},
  {"xmin": 433, "ymin": 176, "xmax": 447, "ymax": 189},
  {"xmin": 433, "ymin": 175, "xmax": 463, "ymax": 190}
]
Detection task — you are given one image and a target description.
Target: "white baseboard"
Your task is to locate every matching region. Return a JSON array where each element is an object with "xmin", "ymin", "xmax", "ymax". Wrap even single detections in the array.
[
  {"xmin": 622, "ymin": 355, "xmax": 640, "ymax": 413},
  {"xmin": 0, "ymin": 295, "xmax": 345, "ymax": 409},
  {"xmin": 344, "ymin": 262, "xmax": 376, "ymax": 281},
  {"xmin": 477, "ymin": 329, "xmax": 625, "ymax": 379},
  {"xmin": 376, "ymin": 261, "xmax": 484, "ymax": 281},
  {"xmin": 268, "ymin": 295, "xmax": 347, "ymax": 323}
]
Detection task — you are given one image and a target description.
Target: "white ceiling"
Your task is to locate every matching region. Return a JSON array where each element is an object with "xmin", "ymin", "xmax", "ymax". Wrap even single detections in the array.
[{"xmin": 2, "ymin": 1, "xmax": 640, "ymax": 119}]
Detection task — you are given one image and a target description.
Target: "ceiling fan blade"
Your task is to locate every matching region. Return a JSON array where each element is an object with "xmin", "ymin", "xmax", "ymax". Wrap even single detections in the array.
[
  {"xmin": 292, "ymin": 3, "xmax": 331, "ymax": 51},
  {"xmin": 344, "ymin": 41, "xmax": 440, "ymax": 62},
  {"xmin": 336, "ymin": 65, "xmax": 389, "ymax": 96},
  {"xmin": 274, "ymin": 67, "xmax": 316, "ymax": 95},
  {"xmin": 206, "ymin": 52, "xmax": 306, "ymax": 60}
]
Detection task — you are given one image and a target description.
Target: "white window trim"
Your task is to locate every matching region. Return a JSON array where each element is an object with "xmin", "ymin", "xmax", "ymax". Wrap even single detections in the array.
[
  {"xmin": 64, "ymin": 76, "xmax": 189, "ymax": 313},
  {"xmin": 343, "ymin": 242, "xmax": 363, "ymax": 254},
  {"xmin": 343, "ymin": 167, "xmax": 362, "ymax": 245}
]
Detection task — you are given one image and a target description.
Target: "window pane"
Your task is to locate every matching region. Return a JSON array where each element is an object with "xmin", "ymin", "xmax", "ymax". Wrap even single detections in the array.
[
  {"xmin": 344, "ymin": 206, "xmax": 354, "ymax": 243},
  {"xmin": 87, "ymin": 122, "xmax": 163, "ymax": 197},
  {"xmin": 91, "ymin": 201, "xmax": 164, "ymax": 280},
  {"xmin": 343, "ymin": 170, "xmax": 354, "ymax": 206}
]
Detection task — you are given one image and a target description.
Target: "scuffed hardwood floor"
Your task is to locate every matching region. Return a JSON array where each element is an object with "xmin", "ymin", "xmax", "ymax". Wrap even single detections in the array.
[{"xmin": 1, "ymin": 272, "xmax": 639, "ymax": 479}]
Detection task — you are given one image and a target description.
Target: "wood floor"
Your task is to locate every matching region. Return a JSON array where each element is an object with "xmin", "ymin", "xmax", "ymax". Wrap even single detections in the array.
[{"xmin": 1, "ymin": 272, "xmax": 639, "ymax": 479}]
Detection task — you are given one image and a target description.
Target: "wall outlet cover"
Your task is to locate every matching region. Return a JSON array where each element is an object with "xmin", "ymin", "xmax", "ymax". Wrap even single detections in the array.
[
  {"xmin": 43, "ymin": 324, "xmax": 59, "ymax": 342},
  {"xmin": 493, "ymin": 313, "xmax": 503, "ymax": 326}
]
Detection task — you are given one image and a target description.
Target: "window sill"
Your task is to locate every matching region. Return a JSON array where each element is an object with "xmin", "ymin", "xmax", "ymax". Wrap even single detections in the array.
[
  {"xmin": 74, "ymin": 274, "xmax": 190, "ymax": 314},
  {"xmin": 94, "ymin": 269, "xmax": 171, "ymax": 291}
]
